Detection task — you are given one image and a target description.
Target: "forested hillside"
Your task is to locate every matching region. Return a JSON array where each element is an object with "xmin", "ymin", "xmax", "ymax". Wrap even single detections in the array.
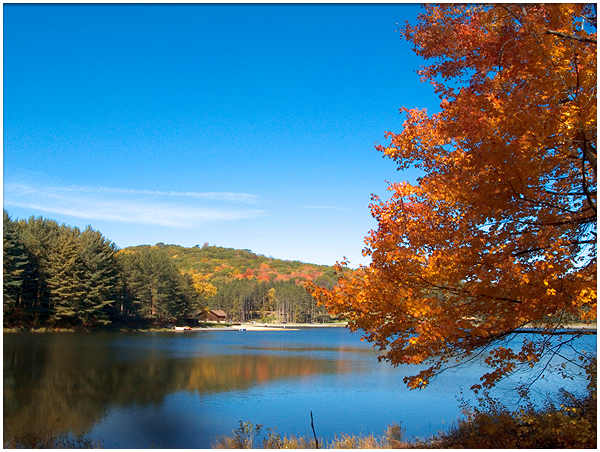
[
  {"xmin": 3, "ymin": 212, "xmax": 336, "ymax": 328},
  {"xmin": 121, "ymin": 244, "xmax": 337, "ymax": 323}
]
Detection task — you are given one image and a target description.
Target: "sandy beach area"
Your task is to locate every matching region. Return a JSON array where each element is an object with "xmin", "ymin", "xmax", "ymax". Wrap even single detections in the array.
[{"xmin": 189, "ymin": 322, "xmax": 348, "ymax": 332}]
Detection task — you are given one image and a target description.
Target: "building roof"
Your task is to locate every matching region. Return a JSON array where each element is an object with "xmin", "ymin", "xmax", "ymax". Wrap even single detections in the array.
[{"xmin": 189, "ymin": 309, "xmax": 228, "ymax": 318}]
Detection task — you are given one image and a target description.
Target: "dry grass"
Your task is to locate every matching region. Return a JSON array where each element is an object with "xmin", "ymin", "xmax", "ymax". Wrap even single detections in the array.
[
  {"xmin": 214, "ymin": 422, "xmax": 410, "ymax": 449},
  {"xmin": 214, "ymin": 388, "xmax": 596, "ymax": 449}
]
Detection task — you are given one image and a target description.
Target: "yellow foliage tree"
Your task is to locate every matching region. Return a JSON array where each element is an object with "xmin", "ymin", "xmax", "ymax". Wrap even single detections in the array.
[
  {"xmin": 312, "ymin": 4, "xmax": 596, "ymax": 390},
  {"xmin": 183, "ymin": 270, "xmax": 217, "ymax": 299},
  {"xmin": 267, "ymin": 288, "xmax": 277, "ymax": 310}
]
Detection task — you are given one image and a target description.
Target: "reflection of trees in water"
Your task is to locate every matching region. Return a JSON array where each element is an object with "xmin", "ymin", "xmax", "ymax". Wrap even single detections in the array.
[{"xmin": 3, "ymin": 334, "xmax": 352, "ymax": 443}]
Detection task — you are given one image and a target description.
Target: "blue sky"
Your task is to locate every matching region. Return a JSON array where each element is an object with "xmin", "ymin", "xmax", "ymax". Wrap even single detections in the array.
[{"xmin": 4, "ymin": 4, "xmax": 438, "ymax": 266}]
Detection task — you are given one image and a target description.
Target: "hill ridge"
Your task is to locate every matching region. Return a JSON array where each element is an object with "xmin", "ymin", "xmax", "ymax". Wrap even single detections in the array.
[{"xmin": 120, "ymin": 243, "xmax": 336, "ymax": 285}]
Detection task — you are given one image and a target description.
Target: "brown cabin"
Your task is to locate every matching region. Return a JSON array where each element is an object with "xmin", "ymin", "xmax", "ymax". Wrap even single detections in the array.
[{"xmin": 198, "ymin": 309, "xmax": 228, "ymax": 323}]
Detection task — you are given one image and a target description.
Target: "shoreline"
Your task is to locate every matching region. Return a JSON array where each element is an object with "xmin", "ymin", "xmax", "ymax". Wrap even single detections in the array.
[
  {"xmin": 4, "ymin": 321, "xmax": 596, "ymax": 334},
  {"xmin": 3, "ymin": 321, "xmax": 349, "ymax": 334},
  {"xmin": 189, "ymin": 322, "xmax": 348, "ymax": 332}
]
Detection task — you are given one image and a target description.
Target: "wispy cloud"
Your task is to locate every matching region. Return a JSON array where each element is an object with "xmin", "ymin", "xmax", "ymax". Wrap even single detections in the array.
[
  {"xmin": 4, "ymin": 183, "xmax": 264, "ymax": 227},
  {"xmin": 7, "ymin": 183, "xmax": 258, "ymax": 204},
  {"xmin": 54, "ymin": 185, "xmax": 259, "ymax": 203}
]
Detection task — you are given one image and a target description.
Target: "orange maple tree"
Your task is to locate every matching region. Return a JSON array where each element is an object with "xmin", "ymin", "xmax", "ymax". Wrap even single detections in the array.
[{"xmin": 311, "ymin": 4, "xmax": 596, "ymax": 390}]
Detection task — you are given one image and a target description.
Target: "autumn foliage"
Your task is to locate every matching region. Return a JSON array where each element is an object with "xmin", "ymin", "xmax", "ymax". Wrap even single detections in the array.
[{"xmin": 312, "ymin": 4, "xmax": 596, "ymax": 390}]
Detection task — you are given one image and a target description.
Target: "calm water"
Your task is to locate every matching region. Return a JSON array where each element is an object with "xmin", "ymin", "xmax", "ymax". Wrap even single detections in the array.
[{"xmin": 3, "ymin": 328, "xmax": 595, "ymax": 448}]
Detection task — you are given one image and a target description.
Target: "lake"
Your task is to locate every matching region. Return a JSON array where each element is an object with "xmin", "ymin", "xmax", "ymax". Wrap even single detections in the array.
[{"xmin": 3, "ymin": 328, "xmax": 596, "ymax": 448}]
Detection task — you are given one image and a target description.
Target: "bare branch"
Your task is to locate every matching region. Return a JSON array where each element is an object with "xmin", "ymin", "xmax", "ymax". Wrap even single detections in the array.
[
  {"xmin": 546, "ymin": 30, "xmax": 597, "ymax": 44},
  {"xmin": 580, "ymin": 134, "xmax": 597, "ymax": 212}
]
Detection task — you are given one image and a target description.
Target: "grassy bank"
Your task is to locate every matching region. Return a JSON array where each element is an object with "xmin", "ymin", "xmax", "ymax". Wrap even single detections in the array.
[{"xmin": 214, "ymin": 388, "xmax": 596, "ymax": 449}]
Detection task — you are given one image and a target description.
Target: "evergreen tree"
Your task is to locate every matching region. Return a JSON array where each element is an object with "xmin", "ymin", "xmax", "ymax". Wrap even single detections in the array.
[
  {"xmin": 78, "ymin": 227, "xmax": 120, "ymax": 326},
  {"xmin": 117, "ymin": 247, "xmax": 192, "ymax": 323},
  {"xmin": 46, "ymin": 228, "xmax": 86, "ymax": 325},
  {"xmin": 16, "ymin": 216, "xmax": 62, "ymax": 322},
  {"xmin": 3, "ymin": 212, "xmax": 31, "ymax": 323}
]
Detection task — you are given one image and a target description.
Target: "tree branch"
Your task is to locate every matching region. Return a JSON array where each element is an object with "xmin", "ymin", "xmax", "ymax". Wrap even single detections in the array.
[
  {"xmin": 546, "ymin": 30, "xmax": 597, "ymax": 44},
  {"xmin": 516, "ymin": 215, "xmax": 595, "ymax": 227},
  {"xmin": 580, "ymin": 135, "xmax": 597, "ymax": 213},
  {"xmin": 512, "ymin": 240, "xmax": 596, "ymax": 257}
]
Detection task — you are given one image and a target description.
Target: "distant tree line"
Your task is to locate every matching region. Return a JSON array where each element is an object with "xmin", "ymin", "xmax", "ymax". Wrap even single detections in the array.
[
  {"xmin": 3, "ymin": 212, "xmax": 335, "ymax": 328},
  {"xmin": 3, "ymin": 212, "xmax": 205, "ymax": 328},
  {"xmin": 211, "ymin": 278, "xmax": 332, "ymax": 323}
]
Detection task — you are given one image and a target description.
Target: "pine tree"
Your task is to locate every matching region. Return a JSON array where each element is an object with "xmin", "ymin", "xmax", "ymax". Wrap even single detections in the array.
[
  {"xmin": 16, "ymin": 216, "xmax": 62, "ymax": 322},
  {"xmin": 78, "ymin": 227, "xmax": 120, "ymax": 326},
  {"xmin": 46, "ymin": 228, "xmax": 86, "ymax": 325},
  {"xmin": 3, "ymin": 212, "xmax": 30, "ymax": 323},
  {"xmin": 117, "ymin": 246, "xmax": 192, "ymax": 324}
]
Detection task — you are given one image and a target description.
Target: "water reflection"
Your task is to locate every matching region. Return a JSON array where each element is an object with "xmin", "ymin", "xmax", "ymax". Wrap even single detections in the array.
[
  {"xmin": 3, "ymin": 333, "xmax": 352, "ymax": 444},
  {"xmin": 4, "ymin": 331, "xmax": 595, "ymax": 448}
]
